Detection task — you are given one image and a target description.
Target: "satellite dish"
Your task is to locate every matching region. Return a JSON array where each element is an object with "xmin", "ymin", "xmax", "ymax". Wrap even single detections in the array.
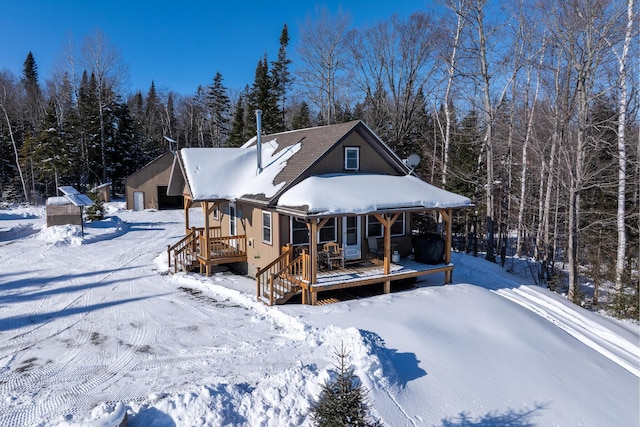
[{"xmin": 404, "ymin": 154, "xmax": 420, "ymax": 172}]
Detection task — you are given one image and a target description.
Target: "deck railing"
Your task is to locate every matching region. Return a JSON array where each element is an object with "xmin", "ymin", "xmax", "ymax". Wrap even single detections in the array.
[
  {"xmin": 256, "ymin": 245, "xmax": 309, "ymax": 305},
  {"xmin": 167, "ymin": 227, "xmax": 199, "ymax": 273},
  {"xmin": 168, "ymin": 227, "xmax": 247, "ymax": 273}
]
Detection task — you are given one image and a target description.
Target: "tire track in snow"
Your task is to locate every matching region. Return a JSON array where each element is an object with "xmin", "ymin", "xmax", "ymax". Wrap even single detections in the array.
[
  {"xmin": 494, "ymin": 287, "xmax": 640, "ymax": 378},
  {"xmin": 0, "ymin": 242, "xmax": 154, "ymax": 425}
]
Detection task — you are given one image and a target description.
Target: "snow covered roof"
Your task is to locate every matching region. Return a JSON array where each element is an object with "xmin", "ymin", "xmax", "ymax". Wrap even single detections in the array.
[
  {"xmin": 277, "ymin": 174, "xmax": 473, "ymax": 216},
  {"xmin": 179, "ymin": 139, "xmax": 301, "ymax": 201},
  {"xmin": 46, "ymin": 196, "xmax": 72, "ymax": 206},
  {"xmin": 175, "ymin": 120, "xmax": 472, "ymax": 215}
]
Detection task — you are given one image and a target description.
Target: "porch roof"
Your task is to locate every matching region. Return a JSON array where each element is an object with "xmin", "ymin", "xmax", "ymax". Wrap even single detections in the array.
[{"xmin": 275, "ymin": 173, "xmax": 473, "ymax": 216}]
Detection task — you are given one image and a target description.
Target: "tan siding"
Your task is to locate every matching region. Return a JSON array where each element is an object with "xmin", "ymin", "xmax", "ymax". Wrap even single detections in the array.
[
  {"xmin": 307, "ymin": 133, "xmax": 399, "ymax": 176},
  {"xmin": 125, "ymin": 153, "xmax": 174, "ymax": 209},
  {"xmin": 244, "ymin": 207, "xmax": 282, "ymax": 271}
]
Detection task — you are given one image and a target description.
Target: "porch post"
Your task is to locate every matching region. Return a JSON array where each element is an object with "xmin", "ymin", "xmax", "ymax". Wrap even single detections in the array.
[
  {"xmin": 309, "ymin": 220, "xmax": 318, "ymax": 305},
  {"xmin": 374, "ymin": 213, "xmax": 400, "ymax": 294},
  {"xmin": 184, "ymin": 197, "xmax": 193, "ymax": 235},
  {"xmin": 203, "ymin": 201, "xmax": 210, "ymax": 275},
  {"xmin": 440, "ymin": 208, "xmax": 453, "ymax": 283}
]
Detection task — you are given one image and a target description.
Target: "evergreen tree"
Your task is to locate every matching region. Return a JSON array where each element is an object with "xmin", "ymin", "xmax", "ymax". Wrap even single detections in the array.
[
  {"xmin": 77, "ymin": 71, "xmax": 101, "ymax": 188},
  {"xmin": 107, "ymin": 102, "xmax": 139, "ymax": 195},
  {"xmin": 291, "ymin": 101, "xmax": 311, "ymax": 130},
  {"xmin": 21, "ymin": 51, "xmax": 43, "ymax": 131},
  {"xmin": 248, "ymin": 55, "xmax": 279, "ymax": 135},
  {"xmin": 143, "ymin": 81, "xmax": 165, "ymax": 161},
  {"xmin": 446, "ymin": 110, "xmax": 480, "ymax": 198},
  {"xmin": 84, "ymin": 190, "xmax": 105, "ymax": 221},
  {"xmin": 206, "ymin": 72, "xmax": 231, "ymax": 147},
  {"xmin": 311, "ymin": 343, "xmax": 381, "ymax": 427},
  {"xmin": 271, "ymin": 23, "xmax": 293, "ymax": 132},
  {"xmin": 228, "ymin": 88, "xmax": 249, "ymax": 147}
]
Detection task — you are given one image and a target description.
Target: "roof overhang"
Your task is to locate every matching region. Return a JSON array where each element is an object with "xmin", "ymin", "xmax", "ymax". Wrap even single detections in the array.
[{"xmin": 274, "ymin": 174, "xmax": 473, "ymax": 218}]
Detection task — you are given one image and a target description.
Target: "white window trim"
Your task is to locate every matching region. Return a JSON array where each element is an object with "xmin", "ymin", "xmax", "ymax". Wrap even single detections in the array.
[
  {"xmin": 344, "ymin": 147, "xmax": 360, "ymax": 171},
  {"xmin": 318, "ymin": 218, "xmax": 337, "ymax": 244},
  {"xmin": 366, "ymin": 213, "xmax": 406, "ymax": 238},
  {"xmin": 262, "ymin": 211, "xmax": 272, "ymax": 245}
]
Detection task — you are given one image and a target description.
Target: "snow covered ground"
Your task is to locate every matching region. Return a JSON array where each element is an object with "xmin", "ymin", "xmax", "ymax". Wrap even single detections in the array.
[{"xmin": 0, "ymin": 203, "xmax": 638, "ymax": 426}]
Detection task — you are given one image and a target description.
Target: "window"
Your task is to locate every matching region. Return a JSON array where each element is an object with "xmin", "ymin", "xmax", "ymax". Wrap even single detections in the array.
[
  {"xmin": 291, "ymin": 218, "xmax": 309, "ymax": 246},
  {"xmin": 344, "ymin": 147, "xmax": 360, "ymax": 171},
  {"xmin": 318, "ymin": 218, "xmax": 337, "ymax": 243},
  {"xmin": 262, "ymin": 211, "xmax": 272, "ymax": 244},
  {"xmin": 366, "ymin": 214, "xmax": 405, "ymax": 237},
  {"xmin": 212, "ymin": 205, "xmax": 219, "ymax": 220},
  {"xmin": 289, "ymin": 217, "xmax": 337, "ymax": 245}
]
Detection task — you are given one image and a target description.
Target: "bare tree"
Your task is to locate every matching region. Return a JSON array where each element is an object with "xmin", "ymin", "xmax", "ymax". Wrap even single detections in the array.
[
  {"xmin": 347, "ymin": 12, "xmax": 440, "ymax": 151},
  {"xmin": 610, "ymin": 0, "xmax": 635, "ymax": 290},
  {"xmin": 81, "ymin": 29, "xmax": 129, "ymax": 184},
  {"xmin": 441, "ymin": 0, "xmax": 467, "ymax": 188},
  {"xmin": 296, "ymin": 7, "xmax": 350, "ymax": 125},
  {"xmin": 0, "ymin": 83, "xmax": 28, "ymax": 201},
  {"xmin": 546, "ymin": 0, "xmax": 624, "ymax": 302}
]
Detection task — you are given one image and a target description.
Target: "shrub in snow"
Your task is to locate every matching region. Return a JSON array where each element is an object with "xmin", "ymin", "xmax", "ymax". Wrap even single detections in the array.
[
  {"xmin": 85, "ymin": 191, "xmax": 105, "ymax": 221},
  {"xmin": 311, "ymin": 343, "xmax": 381, "ymax": 427}
]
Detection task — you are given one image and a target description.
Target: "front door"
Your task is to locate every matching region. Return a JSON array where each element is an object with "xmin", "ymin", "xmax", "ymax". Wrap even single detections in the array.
[
  {"xmin": 133, "ymin": 191, "xmax": 144, "ymax": 211},
  {"xmin": 342, "ymin": 216, "xmax": 361, "ymax": 260}
]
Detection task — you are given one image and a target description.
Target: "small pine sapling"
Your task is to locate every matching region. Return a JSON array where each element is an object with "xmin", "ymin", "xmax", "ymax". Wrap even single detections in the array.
[
  {"xmin": 311, "ymin": 342, "xmax": 381, "ymax": 427},
  {"xmin": 84, "ymin": 191, "xmax": 105, "ymax": 221}
]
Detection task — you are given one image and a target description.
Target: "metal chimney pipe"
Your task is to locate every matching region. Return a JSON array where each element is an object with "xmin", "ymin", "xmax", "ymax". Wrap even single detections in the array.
[{"xmin": 255, "ymin": 110, "xmax": 263, "ymax": 173}]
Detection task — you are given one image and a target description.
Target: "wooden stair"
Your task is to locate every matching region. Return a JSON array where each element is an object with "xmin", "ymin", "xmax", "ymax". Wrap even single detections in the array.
[{"xmin": 256, "ymin": 245, "xmax": 308, "ymax": 305}]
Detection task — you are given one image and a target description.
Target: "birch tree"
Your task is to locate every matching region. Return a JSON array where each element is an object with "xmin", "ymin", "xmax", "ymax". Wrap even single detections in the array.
[
  {"xmin": 611, "ymin": 0, "xmax": 635, "ymax": 291},
  {"xmin": 297, "ymin": 7, "xmax": 350, "ymax": 125},
  {"xmin": 546, "ymin": 0, "xmax": 624, "ymax": 302},
  {"xmin": 441, "ymin": 0, "xmax": 467, "ymax": 188},
  {"xmin": 81, "ymin": 29, "xmax": 128, "ymax": 185}
]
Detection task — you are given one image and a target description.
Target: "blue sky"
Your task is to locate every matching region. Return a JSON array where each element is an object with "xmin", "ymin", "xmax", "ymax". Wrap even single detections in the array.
[{"xmin": 1, "ymin": 0, "xmax": 433, "ymax": 97}]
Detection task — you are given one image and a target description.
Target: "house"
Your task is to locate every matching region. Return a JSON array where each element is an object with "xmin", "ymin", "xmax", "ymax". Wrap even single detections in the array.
[
  {"xmin": 124, "ymin": 151, "xmax": 183, "ymax": 211},
  {"xmin": 166, "ymin": 120, "xmax": 472, "ymax": 305}
]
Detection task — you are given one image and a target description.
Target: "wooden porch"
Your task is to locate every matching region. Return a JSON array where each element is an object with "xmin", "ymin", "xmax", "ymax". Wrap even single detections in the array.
[
  {"xmin": 255, "ymin": 245, "xmax": 453, "ymax": 305},
  {"xmin": 167, "ymin": 226, "xmax": 247, "ymax": 275},
  {"xmin": 255, "ymin": 209, "xmax": 455, "ymax": 305}
]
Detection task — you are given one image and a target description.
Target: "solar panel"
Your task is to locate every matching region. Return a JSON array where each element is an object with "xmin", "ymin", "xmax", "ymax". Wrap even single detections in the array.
[{"xmin": 58, "ymin": 186, "xmax": 95, "ymax": 207}]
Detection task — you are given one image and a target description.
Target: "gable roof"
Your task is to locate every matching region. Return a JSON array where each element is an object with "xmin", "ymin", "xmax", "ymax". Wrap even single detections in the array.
[
  {"xmin": 124, "ymin": 151, "xmax": 174, "ymax": 185},
  {"xmin": 169, "ymin": 120, "xmax": 472, "ymax": 214},
  {"xmin": 242, "ymin": 120, "xmax": 408, "ymax": 199}
]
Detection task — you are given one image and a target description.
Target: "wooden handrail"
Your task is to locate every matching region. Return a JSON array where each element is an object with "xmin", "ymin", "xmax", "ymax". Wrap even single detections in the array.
[{"xmin": 257, "ymin": 244, "xmax": 308, "ymax": 305}]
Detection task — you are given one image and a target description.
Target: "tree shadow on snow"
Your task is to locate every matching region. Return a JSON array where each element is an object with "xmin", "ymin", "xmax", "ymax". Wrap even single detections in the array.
[
  {"xmin": 0, "ymin": 293, "xmax": 170, "ymax": 332},
  {"xmin": 439, "ymin": 403, "xmax": 548, "ymax": 427},
  {"xmin": 128, "ymin": 407, "xmax": 176, "ymax": 427},
  {"xmin": 359, "ymin": 329, "xmax": 427, "ymax": 388},
  {"xmin": 0, "ymin": 267, "xmax": 138, "ymax": 293}
]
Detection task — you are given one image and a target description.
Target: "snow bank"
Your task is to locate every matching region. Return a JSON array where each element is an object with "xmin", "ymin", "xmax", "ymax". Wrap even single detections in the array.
[{"xmin": 37, "ymin": 224, "xmax": 84, "ymax": 246}]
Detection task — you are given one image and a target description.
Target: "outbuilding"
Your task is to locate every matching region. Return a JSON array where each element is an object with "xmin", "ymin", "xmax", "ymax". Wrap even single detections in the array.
[
  {"xmin": 124, "ymin": 151, "xmax": 183, "ymax": 211},
  {"xmin": 46, "ymin": 197, "xmax": 83, "ymax": 227}
]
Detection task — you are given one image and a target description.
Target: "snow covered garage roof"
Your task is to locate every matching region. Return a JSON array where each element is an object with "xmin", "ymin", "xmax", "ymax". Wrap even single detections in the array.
[{"xmin": 276, "ymin": 174, "xmax": 473, "ymax": 216}]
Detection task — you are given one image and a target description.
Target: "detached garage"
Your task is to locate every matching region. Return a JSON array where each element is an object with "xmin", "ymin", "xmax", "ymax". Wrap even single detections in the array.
[{"xmin": 124, "ymin": 151, "xmax": 183, "ymax": 211}]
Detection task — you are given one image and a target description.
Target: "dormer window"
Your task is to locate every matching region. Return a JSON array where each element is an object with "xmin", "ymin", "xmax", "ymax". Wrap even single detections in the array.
[{"xmin": 344, "ymin": 147, "xmax": 360, "ymax": 171}]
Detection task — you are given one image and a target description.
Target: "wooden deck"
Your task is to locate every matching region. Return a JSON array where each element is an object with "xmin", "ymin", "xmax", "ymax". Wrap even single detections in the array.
[
  {"xmin": 312, "ymin": 259, "xmax": 453, "ymax": 291},
  {"xmin": 287, "ymin": 258, "xmax": 453, "ymax": 305}
]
